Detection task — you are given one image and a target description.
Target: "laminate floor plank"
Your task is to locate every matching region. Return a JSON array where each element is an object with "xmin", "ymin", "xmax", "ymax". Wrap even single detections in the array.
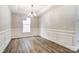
[{"xmin": 4, "ymin": 36, "xmax": 75, "ymax": 53}]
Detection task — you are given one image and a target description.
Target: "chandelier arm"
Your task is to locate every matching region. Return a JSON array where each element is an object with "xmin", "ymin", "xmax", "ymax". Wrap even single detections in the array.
[{"xmin": 28, "ymin": 5, "xmax": 37, "ymax": 17}]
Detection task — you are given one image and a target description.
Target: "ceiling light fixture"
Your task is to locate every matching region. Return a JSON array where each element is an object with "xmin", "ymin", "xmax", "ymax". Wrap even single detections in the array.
[{"xmin": 28, "ymin": 5, "xmax": 37, "ymax": 17}]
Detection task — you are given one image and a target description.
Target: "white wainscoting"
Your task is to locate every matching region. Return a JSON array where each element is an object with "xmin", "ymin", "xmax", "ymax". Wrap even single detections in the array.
[
  {"xmin": 11, "ymin": 28, "xmax": 39, "ymax": 38},
  {"xmin": 0, "ymin": 29, "xmax": 11, "ymax": 52},
  {"xmin": 40, "ymin": 29, "xmax": 77, "ymax": 51}
]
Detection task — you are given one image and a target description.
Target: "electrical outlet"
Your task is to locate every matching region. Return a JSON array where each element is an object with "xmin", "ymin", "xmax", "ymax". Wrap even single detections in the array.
[
  {"xmin": 78, "ymin": 19, "xmax": 79, "ymax": 22},
  {"xmin": 77, "ymin": 40, "xmax": 79, "ymax": 42}
]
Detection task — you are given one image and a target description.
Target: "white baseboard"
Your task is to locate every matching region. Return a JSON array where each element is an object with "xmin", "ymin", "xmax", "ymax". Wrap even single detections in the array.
[{"xmin": 40, "ymin": 35, "xmax": 77, "ymax": 51}]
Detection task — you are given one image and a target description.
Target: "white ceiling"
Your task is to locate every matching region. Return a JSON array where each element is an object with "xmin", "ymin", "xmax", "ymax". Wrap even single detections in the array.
[{"xmin": 9, "ymin": 5, "xmax": 53, "ymax": 16}]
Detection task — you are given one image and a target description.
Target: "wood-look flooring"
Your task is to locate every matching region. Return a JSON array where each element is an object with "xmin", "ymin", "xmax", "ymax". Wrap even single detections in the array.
[{"xmin": 4, "ymin": 36, "xmax": 75, "ymax": 53}]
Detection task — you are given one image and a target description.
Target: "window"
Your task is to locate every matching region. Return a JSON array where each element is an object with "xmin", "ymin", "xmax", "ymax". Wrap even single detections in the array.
[{"xmin": 23, "ymin": 16, "xmax": 31, "ymax": 32}]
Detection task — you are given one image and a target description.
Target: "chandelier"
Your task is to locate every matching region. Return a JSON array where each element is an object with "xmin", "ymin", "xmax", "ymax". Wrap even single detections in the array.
[{"xmin": 28, "ymin": 5, "xmax": 37, "ymax": 17}]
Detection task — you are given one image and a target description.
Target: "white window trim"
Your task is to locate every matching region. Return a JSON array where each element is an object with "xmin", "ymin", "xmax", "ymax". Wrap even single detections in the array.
[{"xmin": 23, "ymin": 16, "xmax": 31, "ymax": 33}]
